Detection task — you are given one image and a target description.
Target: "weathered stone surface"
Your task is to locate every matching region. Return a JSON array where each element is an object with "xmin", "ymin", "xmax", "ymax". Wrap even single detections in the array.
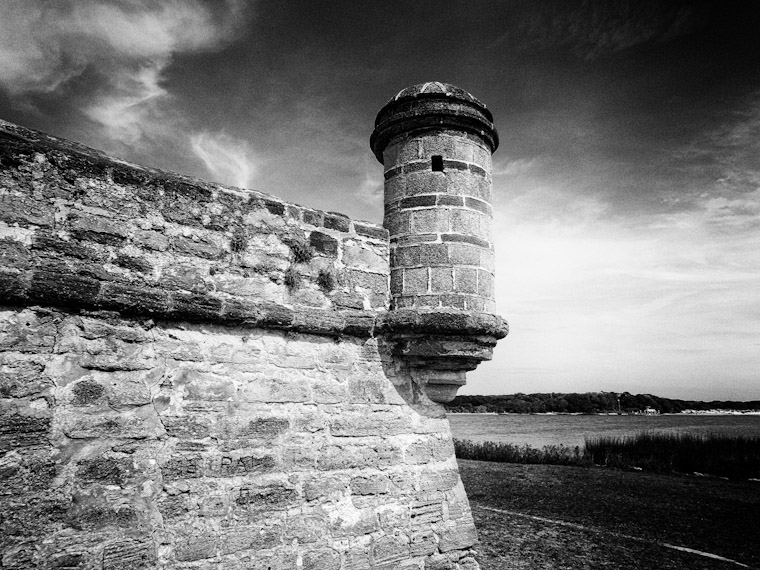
[
  {"xmin": 70, "ymin": 211, "xmax": 128, "ymax": 245},
  {"xmin": 234, "ymin": 484, "xmax": 297, "ymax": 511},
  {"xmin": 0, "ymin": 120, "xmax": 389, "ymax": 334},
  {"xmin": 317, "ymin": 441, "xmax": 403, "ymax": 471},
  {"xmin": 174, "ymin": 533, "xmax": 218, "ymax": 562},
  {"xmin": 133, "ymin": 229, "xmax": 169, "ymax": 251},
  {"xmin": 219, "ymin": 523, "xmax": 282, "ymax": 555},
  {"xmin": 0, "ymin": 410, "xmax": 51, "ymax": 452},
  {"xmin": 373, "ymin": 533, "xmax": 411, "ymax": 565},
  {"xmin": 380, "ymin": 309, "xmax": 508, "ymax": 338},
  {"xmin": 0, "ymin": 195, "xmax": 55, "ymax": 227},
  {"xmin": 343, "ymin": 239, "xmax": 388, "ymax": 273},
  {"xmin": 102, "ymin": 538, "xmax": 156, "ymax": 569},
  {"xmin": 309, "ymin": 231, "xmax": 338, "ymax": 256},
  {"xmin": 438, "ymin": 521, "xmax": 479, "ymax": 553},
  {"xmin": 410, "ymin": 530, "xmax": 438, "ymax": 556},
  {"xmin": 0, "ymin": 352, "xmax": 53, "ymax": 398},
  {"xmin": 419, "ymin": 469, "xmax": 461, "ymax": 493},
  {"xmin": 28, "ymin": 270, "xmax": 101, "ymax": 308},
  {"xmin": 324, "ymin": 212, "xmax": 351, "ymax": 232},
  {"xmin": 302, "ymin": 547, "xmax": 341, "ymax": 570},
  {"xmin": 0, "ymin": 93, "xmax": 501, "ymax": 569},
  {"xmin": 331, "ymin": 506, "xmax": 379, "ymax": 537},
  {"xmin": 354, "ymin": 221, "xmax": 389, "ymax": 241},
  {"xmin": 303, "ymin": 473, "xmax": 350, "ymax": 502},
  {"xmin": 172, "ymin": 236, "xmax": 224, "ymax": 260},
  {"xmin": 351, "ymin": 473, "xmax": 391, "ymax": 495},
  {"xmin": 329, "ymin": 408, "xmax": 412, "ymax": 437},
  {"xmin": 374, "ymin": 86, "xmax": 496, "ymax": 337}
]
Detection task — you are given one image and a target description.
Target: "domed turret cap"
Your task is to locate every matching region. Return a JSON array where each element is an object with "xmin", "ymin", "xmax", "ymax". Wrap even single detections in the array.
[{"xmin": 370, "ymin": 82, "xmax": 499, "ymax": 163}]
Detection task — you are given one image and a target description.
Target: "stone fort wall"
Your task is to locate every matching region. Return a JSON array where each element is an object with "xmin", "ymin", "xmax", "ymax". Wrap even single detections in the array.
[{"xmin": 0, "ymin": 83, "xmax": 506, "ymax": 569}]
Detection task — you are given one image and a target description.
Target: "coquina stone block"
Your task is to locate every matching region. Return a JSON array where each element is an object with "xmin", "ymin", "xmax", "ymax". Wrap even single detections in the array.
[{"xmin": 0, "ymin": 83, "xmax": 507, "ymax": 570}]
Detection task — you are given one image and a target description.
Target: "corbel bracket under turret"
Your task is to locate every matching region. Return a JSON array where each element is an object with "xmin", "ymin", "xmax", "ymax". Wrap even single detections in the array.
[{"xmin": 378, "ymin": 309, "xmax": 508, "ymax": 403}]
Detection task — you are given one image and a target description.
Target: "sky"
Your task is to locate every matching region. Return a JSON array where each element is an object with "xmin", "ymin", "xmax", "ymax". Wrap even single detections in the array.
[{"xmin": 1, "ymin": 0, "xmax": 758, "ymax": 400}]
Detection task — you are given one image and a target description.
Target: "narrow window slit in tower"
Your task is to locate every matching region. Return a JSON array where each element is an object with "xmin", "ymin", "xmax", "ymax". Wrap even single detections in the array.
[{"xmin": 431, "ymin": 155, "xmax": 444, "ymax": 172}]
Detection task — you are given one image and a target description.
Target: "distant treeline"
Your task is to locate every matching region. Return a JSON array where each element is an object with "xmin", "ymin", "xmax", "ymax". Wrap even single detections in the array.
[{"xmin": 445, "ymin": 392, "xmax": 760, "ymax": 414}]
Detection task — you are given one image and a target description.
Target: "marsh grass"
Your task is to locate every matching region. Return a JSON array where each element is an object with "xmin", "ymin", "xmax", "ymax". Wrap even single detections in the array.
[
  {"xmin": 454, "ymin": 432, "xmax": 760, "ymax": 479},
  {"xmin": 453, "ymin": 439, "xmax": 590, "ymax": 466},
  {"xmin": 585, "ymin": 431, "xmax": 760, "ymax": 479}
]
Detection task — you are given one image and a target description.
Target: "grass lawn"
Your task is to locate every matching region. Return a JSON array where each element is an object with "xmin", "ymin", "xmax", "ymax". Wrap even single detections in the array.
[{"xmin": 458, "ymin": 460, "xmax": 760, "ymax": 569}]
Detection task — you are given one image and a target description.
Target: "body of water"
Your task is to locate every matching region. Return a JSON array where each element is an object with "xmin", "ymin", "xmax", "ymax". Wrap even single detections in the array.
[{"xmin": 448, "ymin": 413, "xmax": 760, "ymax": 448}]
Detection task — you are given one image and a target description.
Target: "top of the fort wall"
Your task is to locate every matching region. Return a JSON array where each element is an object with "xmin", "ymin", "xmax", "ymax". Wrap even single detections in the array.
[
  {"xmin": 0, "ymin": 120, "xmax": 507, "ymax": 341},
  {"xmin": 0, "ymin": 119, "xmax": 390, "ymax": 337}
]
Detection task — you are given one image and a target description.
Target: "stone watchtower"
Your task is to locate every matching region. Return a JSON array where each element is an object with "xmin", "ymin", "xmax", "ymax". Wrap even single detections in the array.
[{"xmin": 372, "ymin": 82, "xmax": 506, "ymax": 403}]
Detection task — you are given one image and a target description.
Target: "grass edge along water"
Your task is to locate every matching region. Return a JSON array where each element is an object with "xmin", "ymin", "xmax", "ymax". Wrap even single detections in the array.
[{"xmin": 453, "ymin": 432, "xmax": 760, "ymax": 480}]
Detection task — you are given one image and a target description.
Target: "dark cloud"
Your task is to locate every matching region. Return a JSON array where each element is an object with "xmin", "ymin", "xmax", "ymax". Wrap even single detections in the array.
[{"xmin": 497, "ymin": 0, "xmax": 712, "ymax": 59}]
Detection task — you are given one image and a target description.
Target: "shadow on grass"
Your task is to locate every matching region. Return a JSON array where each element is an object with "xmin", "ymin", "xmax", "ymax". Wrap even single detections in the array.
[{"xmin": 459, "ymin": 460, "xmax": 760, "ymax": 570}]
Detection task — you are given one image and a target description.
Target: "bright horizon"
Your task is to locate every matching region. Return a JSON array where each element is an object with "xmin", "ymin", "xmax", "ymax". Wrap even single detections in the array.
[{"xmin": 1, "ymin": 1, "xmax": 758, "ymax": 400}]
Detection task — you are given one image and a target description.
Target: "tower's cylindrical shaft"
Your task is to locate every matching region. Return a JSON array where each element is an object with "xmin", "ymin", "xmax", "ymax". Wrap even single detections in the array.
[{"xmin": 370, "ymin": 82, "xmax": 499, "ymax": 313}]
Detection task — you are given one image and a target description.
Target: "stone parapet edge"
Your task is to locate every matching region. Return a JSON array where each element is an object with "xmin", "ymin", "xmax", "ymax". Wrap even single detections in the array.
[
  {"xmin": 379, "ymin": 309, "xmax": 508, "ymax": 339},
  {"xmin": 0, "ymin": 270, "xmax": 507, "ymax": 340}
]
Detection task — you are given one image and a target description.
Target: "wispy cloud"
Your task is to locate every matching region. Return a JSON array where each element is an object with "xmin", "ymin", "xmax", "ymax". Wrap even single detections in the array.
[
  {"xmin": 0, "ymin": 0, "xmax": 250, "ymax": 143},
  {"xmin": 359, "ymin": 172, "xmax": 383, "ymax": 198},
  {"xmin": 84, "ymin": 65, "xmax": 168, "ymax": 145},
  {"xmin": 492, "ymin": 157, "xmax": 537, "ymax": 178},
  {"xmin": 355, "ymin": 165, "xmax": 384, "ymax": 213},
  {"xmin": 190, "ymin": 132, "xmax": 257, "ymax": 189},
  {"xmin": 671, "ymin": 90, "xmax": 760, "ymax": 198}
]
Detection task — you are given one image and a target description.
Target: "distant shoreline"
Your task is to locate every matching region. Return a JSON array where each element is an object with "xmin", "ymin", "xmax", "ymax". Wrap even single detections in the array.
[{"xmin": 446, "ymin": 392, "xmax": 760, "ymax": 415}]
